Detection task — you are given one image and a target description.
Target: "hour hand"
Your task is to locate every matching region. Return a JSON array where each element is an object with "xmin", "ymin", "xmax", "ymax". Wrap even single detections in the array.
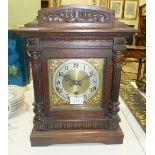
[
  {"xmin": 63, "ymin": 75, "xmax": 76, "ymax": 86},
  {"xmin": 64, "ymin": 75, "xmax": 73, "ymax": 84},
  {"xmin": 64, "ymin": 74, "xmax": 72, "ymax": 81}
]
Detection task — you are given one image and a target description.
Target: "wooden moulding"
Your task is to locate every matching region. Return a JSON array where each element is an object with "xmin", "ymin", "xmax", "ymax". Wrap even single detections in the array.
[{"xmin": 30, "ymin": 127, "xmax": 124, "ymax": 146}]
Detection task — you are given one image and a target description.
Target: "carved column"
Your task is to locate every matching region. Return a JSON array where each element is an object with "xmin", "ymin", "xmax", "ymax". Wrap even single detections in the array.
[
  {"xmin": 28, "ymin": 38, "xmax": 45, "ymax": 123},
  {"xmin": 108, "ymin": 46, "xmax": 124, "ymax": 128}
]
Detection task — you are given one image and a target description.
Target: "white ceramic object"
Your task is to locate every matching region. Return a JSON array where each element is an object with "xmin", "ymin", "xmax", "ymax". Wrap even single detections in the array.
[{"xmin": 8, "ymin": 85, "xmax": 25, "ymax": 117}]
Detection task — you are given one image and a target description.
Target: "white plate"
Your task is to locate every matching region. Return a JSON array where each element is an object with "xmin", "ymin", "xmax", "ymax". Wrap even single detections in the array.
[
  {"xmin": 8, "ymin": 85, "xmax": 24, "ymax": 104},
  {"xmin": 8, "ymin": 85, "xmax": 25, "ymax": 116}
]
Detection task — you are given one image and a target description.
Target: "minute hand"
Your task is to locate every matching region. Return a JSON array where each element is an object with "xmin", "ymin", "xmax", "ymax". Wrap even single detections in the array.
[{"xmin": 81, "ymin": 74, "xmax": 95, "ymax": 81}]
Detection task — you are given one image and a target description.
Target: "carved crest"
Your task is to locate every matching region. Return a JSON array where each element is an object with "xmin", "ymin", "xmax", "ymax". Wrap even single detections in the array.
[
  {"xmin": 38, "ymin": 5, "xmax": 115, "ymax": 27},
  {"xmin": 40, "ymin": 9, "xmax": 111, "ymax": 23}
]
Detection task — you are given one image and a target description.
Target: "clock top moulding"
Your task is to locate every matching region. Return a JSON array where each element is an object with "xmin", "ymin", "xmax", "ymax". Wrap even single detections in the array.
[
  {"xmin": 14, "ymin": 5, "xmax": 136, "ymax": 35},
  {"xmin": 12, "ymin": 5, "xmax": 137, "ymax": 146}
]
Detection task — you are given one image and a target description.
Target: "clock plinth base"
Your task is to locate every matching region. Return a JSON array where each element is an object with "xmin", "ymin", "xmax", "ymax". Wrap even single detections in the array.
[{"xmin": 30, "ymin": 127, "xmax": 124, "ymax": 146}]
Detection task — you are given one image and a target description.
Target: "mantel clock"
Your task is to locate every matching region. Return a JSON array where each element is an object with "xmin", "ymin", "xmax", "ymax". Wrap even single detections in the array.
[{"xmin": 13, "ymin": 5, "xmax": 137, "ymax": 146}]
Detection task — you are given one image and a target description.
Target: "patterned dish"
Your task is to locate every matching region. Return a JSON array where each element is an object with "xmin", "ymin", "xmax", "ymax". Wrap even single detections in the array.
[{"xmin": 8, "ymin": 85, "xmax": 25, "ymax": 115}]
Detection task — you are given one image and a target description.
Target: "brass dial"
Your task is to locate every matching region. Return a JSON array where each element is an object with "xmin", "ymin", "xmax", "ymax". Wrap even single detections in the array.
[
  {"xmin": 62, "ymin": 70, "xmax": 90, "ymax": 95},
  {"xmin": 53, "ymin": 59, "xmax": 99, "ymax": 102}
]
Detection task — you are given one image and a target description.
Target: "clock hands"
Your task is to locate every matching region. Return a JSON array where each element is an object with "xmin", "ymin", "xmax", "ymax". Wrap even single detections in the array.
[
  {"xmin": 63, "ymin": 74, "xmax": 82, "ymax": 86},
  {"xmin": 63, "ymin": 73, "xmax": 95, "ymax": 87},
  {"xmin": 75, "ymin": 73, "xmax": 95, "ymax": 86},
  {"xmin": 64, "ymin": 74, "xmax": 72, "ymax": 82},
  {"xmin": 71, "ymin": 80, "xmax": 82, "ymax": 86}
]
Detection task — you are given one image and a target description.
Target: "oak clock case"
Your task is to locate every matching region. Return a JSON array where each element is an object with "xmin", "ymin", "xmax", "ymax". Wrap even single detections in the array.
[{"xmin": 13, "ymin": 5, "xmax": 137, "ymax": 146}]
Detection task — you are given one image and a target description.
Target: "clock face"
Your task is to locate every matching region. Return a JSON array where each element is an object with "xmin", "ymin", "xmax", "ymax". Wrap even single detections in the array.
[
  {"xmin": 53, "ymin": 59, "xmax": 99, "ymax": 102},
  {"xmin": 48, "ymin": 58, "xmax": 105, "ymax": 109}
]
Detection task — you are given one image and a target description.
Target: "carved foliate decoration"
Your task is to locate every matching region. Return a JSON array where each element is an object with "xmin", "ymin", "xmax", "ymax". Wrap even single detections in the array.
[
  {"xmin": 38, "ymin": 5, "xmax": 114, "ymax": 26},
  {"xmin": 39, "ymin": 9, "xmax": 111, "ymax": 23}
]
